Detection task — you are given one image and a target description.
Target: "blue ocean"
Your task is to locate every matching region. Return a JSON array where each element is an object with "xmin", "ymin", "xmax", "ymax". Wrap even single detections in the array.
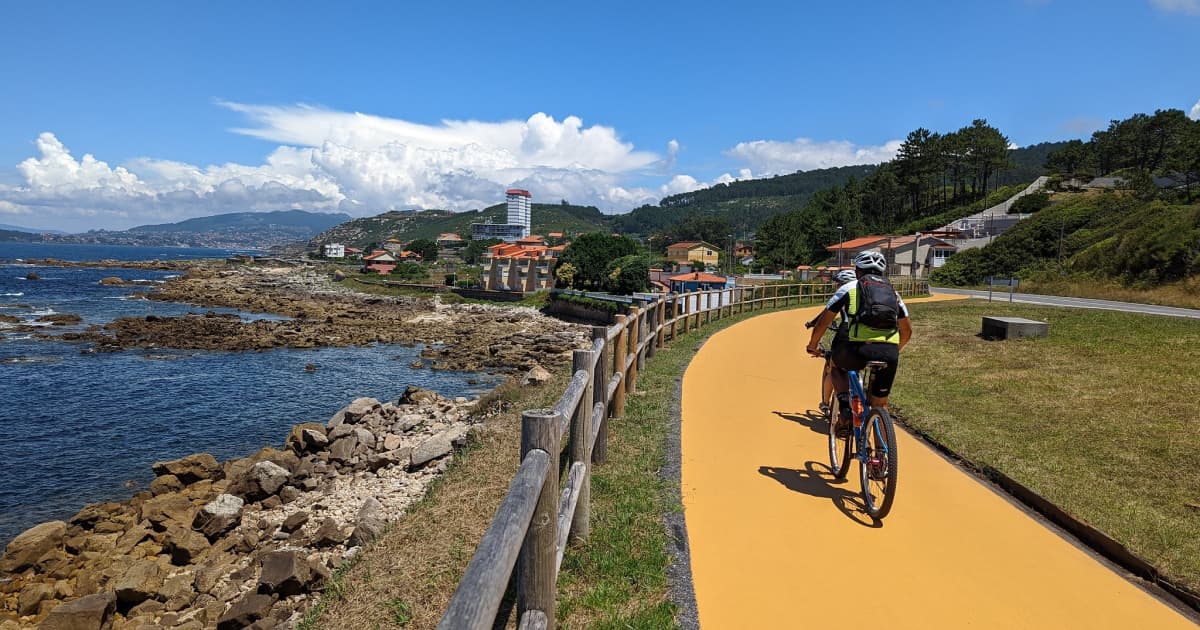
[{"xmin": 0, "ymin": 243, "xmax": 497, "ymax": 544}]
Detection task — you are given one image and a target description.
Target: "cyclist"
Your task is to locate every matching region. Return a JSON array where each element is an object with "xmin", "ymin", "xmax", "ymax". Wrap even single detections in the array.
[
  {"xmin": 805, "ymin": 251, "xmax": 913, "ymax": 436},
  {"xmin": 811, "ymin": 269, "xmax": 858, "ymax": 415}
]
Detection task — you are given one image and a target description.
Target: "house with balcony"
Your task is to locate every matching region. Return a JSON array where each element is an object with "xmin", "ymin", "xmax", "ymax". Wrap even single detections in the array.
[
  {"xmin": 481, "ymin": 241, "xmax": 558, "ymax": 292},
  {"xmin": 362, "ymin": 250, "xmax": 398, "ymax": 275},
  {"xmin": 826, "ymin": 234, "xmax": 957, "ymax": 277}
]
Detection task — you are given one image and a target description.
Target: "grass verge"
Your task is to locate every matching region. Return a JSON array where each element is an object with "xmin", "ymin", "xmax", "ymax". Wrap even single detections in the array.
[
  {"xmin": 1014, "ymin": 275, "xmax": 1200, "ymax": 311},
  {"xmin": 894, "ymin": 300, "xmax": 1200, "ymax": 592}
]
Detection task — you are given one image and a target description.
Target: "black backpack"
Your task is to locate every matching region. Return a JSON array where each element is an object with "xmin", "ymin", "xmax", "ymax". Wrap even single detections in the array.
[{"xmin": 853, "ymin": 274, "xmax": 900, "ymax": 331}]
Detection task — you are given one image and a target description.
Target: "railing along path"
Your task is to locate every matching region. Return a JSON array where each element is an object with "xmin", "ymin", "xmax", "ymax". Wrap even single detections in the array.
[{"xmin": 438, "ymin": 279, "xmax": 929, "ymax": 629}]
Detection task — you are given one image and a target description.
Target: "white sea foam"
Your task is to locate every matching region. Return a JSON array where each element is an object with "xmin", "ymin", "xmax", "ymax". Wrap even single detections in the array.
[
  {"xmin": 2, "ymin": 292, "xmax": 23, "ymax": 297},
  {"xmin": 163, "ymin": 274, "xmax": 179, "ymax": 279},
  {"xmin": 29, "ymin": 308, "xmax": 56, "ymax": 317}
]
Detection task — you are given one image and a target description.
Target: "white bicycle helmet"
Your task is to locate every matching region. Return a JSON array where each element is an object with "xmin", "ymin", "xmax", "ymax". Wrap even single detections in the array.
[
  {"xmin": 853, "ymin": 250, "xmax": 887, "ymax": 273},
  {"xmin": 834, "ymin": 269, "xmax": 857, "ymax": 283}
]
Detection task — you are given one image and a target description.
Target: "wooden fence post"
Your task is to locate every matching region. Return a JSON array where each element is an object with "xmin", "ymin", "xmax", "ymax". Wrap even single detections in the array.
[
  {"xmin": 644, "ymin": 301, "xmax": 657, "ymax": 359},
  {"xmin": 656, "ymin": 299, "xmax": 666, "ymax": 349},
  {"xmin": 636, "ymin": 306, "xmax": 648, "ymax": 370},
  {"xmin": 671, "ymin": 296, "xmax": 680, "ymax": 340},
  {"xmin": 627, "ymin": 306, "xmax": 641, "ymax": 394},
  {"xmin": 591, "ymin": 326, "xmax": 610, "ymax": 464},
  {"xmin": 569, "ymin": 349, "xmax": 594, "ymax": 544},
  {"xmin": 518, "ymin": 409, "xmax": 560, "ymax": 628},
  {"xmin": 612, "ymin": 314, "xmax": 628, "ymax": 418}
]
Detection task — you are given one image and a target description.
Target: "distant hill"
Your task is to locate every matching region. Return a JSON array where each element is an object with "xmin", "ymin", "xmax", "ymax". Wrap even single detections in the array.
[
  {"xmin": 310, "ymin": 203, "xmax": 610, "ymax": 249},
  {"xmin": 0, "ymin": 223, "xmax": 66, "ymax": 235},
  {"xmin": 0, "ymin": 229, "xmax": 42, "ymax": 243},
  {"xmin": 47, "ymin": 210, "xmax": 351, "ymax": 249}
]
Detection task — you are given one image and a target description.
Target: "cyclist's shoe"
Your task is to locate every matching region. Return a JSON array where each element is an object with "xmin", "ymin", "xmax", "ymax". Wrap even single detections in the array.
[
  {"xmin": 819, "ymin": 401, "xmax": 830, "ymax": 416},
  {"xmin": 834, "ymin": 395, "xmax": 853, "ymax": 437}
]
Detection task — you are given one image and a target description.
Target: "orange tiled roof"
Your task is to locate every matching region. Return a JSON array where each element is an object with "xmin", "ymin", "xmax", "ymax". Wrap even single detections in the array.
[
  {"xmin": 548, "ymin": 232, "xmax": 564, "ymax": 238},
  {"xmin": 827, "ymin": 236, "xmax": 889, "ymax": 251},
  {"xmin": 668, "ymin": 272, "xmax": 727, "ymax": 283},
  {"xmin": 437, "ymin": 233, "xmax": 462, "ymax": 241}
]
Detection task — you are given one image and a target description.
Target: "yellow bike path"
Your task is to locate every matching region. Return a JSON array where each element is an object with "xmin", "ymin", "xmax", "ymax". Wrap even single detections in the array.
[{"xmin": 681, "ymin": 301, "xmax": 1197, "ymax": 629}]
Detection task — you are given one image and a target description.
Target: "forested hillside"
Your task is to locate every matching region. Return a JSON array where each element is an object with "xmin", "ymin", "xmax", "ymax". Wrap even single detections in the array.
[
  {"xmin": 751, "ymin": 119, "xmax": 1035, "ymax": 269},
  {"xmin": 933, "ymin": 108, "xmax": 1200, "ymax": 286},
  {"xmin": 310, "ymin": 203, "xmax": 609, "ymax": 249}
]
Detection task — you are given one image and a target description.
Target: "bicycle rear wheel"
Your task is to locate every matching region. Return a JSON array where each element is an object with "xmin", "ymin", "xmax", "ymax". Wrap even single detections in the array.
[
  {"xmin": 859, "ymin": 407, "xmax": 899, "ymax": 519},
  {"xmin": 827, "ymin": 395, "xmax": 851, "ymax": 479}
]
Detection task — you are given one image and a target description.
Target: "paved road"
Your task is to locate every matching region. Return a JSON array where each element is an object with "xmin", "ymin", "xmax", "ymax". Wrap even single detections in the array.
[
  {"xmin": 681, "ymin": 298, "xmax": 1198, "ymax": 629},
  {"xmin": 932, "ymin": 287, "xmax": 1200, "ymax": 319}
]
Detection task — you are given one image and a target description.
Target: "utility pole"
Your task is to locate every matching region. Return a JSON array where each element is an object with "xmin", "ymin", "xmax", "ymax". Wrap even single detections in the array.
[{"xmin": 836, "ymin": 225, "xmax": 844, "ymax": 268}]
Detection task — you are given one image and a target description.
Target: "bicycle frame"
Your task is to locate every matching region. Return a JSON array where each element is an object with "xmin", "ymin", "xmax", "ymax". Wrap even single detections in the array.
[{"xmin": 845, "ymin": 366, "xmax": 887, "ymax": 467}]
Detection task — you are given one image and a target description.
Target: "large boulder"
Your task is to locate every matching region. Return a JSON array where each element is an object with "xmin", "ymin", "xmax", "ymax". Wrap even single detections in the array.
[
  {"xmin": 192, "ymin": 494, "xmax": 243, "ymax": 539},
  {"xmin": 328, "ymin": 436, "xmax": 358, "ymax": 463},
  {"xmin": 285, "ymin": 423, "xmax": 326, "ymax": 453},
  {"xmin": 113, "ymin": 559, "xmax": 162, "ymax": 605},
  {"xmin": 232, "ymin": 461, "xmax": 290, "ymax": 501},
  {"xmin": 399, "ymin": 386, "xmax": 438, "ymax": 405},
  {"xmin": 17, "ymin": 582, "xmax": 54, "ymax": 616},
  {"xmin": 521, "ymin": 364, "xmax": 552, "ymax": 386},
  {"xmin": 139, "ymin": 493, "xmax": 194, "ymax": 529},
  {"xmin": 411, "ymin": 432, "xmax": 453, "ymax": 468},
  {"xmin": 163, "ymin": 527, "xmax": 209, "ymax": 565},
  {"xmin": 312, "ymin": 518, "xmax": 348, "ymax": 548},
  {"xmin": 216, "ymin": 593, "xmax": 274, "ymax": 630},
  {"xmin": 348, "ymin": 498, "xmax": 385, "ymax": 547},
  {"xmin": 38, "ymin": 591, "xmax": 116, "ymax": 630},
  {"xmin": 257, "ymin": 550, "xmax": 319, "ymax": 597},
  {"xmin": 0, "ymin": 520, "xmax": 66, "ymax": 572},
  {"xmin": 151, "ymin": 454, "xmax": 220, "ymax": 484}
]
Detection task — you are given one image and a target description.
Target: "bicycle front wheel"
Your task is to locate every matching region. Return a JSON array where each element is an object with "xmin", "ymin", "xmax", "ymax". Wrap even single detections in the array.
[
  {"xmin": 827, "ymin": 395, "xmax": 851, "ymax": 479},
  {"xmin": 859, "ymin": 407, "xmax": 899, "ymax": 519}
]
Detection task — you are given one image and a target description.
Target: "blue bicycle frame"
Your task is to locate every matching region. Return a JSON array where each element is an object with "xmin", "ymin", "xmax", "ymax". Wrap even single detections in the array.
[{"xmin": 845, "ymin": 366, "xmax": 888, "ymax": 467}]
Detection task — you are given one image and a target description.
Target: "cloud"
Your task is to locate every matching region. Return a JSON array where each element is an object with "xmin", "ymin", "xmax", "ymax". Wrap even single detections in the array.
[
  {"xmin": 724, "ymin": 137, "xmax": 902, "ymax": 177},
  {"xmin": 1190, "ymin": 99, "xmax": 1200, "ymax": 121},
  {"xmin": 0, "ymin": 106, "xmax": 692, "ymax": 230},
  {"xmin": 1150, "ymin": 0, "xmax": 1200, "ymax": 14}
]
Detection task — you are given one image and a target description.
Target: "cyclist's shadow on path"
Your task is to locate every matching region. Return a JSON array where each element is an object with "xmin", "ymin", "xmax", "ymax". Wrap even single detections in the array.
[
  {"xmin": 759, "ymin": 461, "xmax": 881, "ymax": 528},
  {"xmin": 771, "ymin": 410, "xmax": 828, "ymax": 436}
]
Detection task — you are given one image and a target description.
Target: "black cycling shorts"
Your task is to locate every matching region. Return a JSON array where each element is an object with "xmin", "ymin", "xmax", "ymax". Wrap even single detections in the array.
[{"xmin": 831, "ymin": 340, "xmax": 900, "ymax": 397}]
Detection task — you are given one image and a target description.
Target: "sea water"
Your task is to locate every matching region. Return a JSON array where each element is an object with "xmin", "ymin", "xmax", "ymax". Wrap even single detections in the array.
[{"xmin": 0, "ymin": 246, "xmax": 497, "ymax": 543}]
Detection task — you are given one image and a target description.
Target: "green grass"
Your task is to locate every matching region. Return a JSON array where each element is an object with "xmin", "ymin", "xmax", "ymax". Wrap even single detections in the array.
[
  {"xmin": 894, "ymin": 300, "xmax": 1200, "ymax": 591},
  {"xmin": 555, "ymin": 302, "xmax": 811, "ymax": 628}
]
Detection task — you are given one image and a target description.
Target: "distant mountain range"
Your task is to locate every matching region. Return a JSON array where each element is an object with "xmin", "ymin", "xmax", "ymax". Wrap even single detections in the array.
[
  {"xmin": 0, "ymin": 223, "xmax": 67, "ymax": 235},
  {"xmin": 21, "ymin": 210, "xmax": 353, "ymax": 249}
]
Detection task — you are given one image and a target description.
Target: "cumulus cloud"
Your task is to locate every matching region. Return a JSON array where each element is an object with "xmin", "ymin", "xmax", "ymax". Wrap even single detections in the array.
[
  {"xmin": 1190, "ymin": 99, "xmax": 1200, "ymax": 121},
  {"xmin": 724, "ymin": 137, "xmax": 902, "ymax": 177},
  {"xmin": 0, "ymin": 105, "xmax": 687, "ymax": 230},
  {"xmin": 1150, "ymin": 0, "xmax": 1200, "ymax": 14}
]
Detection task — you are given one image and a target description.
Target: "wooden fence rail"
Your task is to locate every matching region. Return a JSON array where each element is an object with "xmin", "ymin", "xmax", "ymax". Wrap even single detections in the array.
[{"xmin": 438, "ymin": 279, "xmax": 929, "ymax": 629}]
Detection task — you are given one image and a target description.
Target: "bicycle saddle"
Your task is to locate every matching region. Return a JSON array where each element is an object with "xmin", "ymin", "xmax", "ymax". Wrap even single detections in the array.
[{"xmin": 865, "ymin": 361, "xmax": 888, "ymax": 370}]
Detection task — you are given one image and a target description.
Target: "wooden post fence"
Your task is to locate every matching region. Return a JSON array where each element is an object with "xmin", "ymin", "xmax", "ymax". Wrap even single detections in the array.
[{"xmin": 439, "ymin": 279, "xmax": 930, "ymax": 629}]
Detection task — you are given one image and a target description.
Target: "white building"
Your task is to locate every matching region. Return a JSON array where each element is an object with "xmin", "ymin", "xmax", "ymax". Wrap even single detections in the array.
[
  {"xmin": 506, "ymin": 188, "xmax": 531, "ymax": 238},
  {"xmin": 471, "ymin": 188, "xmax": 533, "ymax": 242},
  {"xmin": 323, "ymin": 243, "xmax": 345, "ymax": 258}
]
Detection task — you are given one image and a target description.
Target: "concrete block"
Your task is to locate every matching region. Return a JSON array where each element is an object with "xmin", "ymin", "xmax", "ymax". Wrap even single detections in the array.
[{"xmin": 982, "ymin": 316, "xmax": 1048, "ymax": 340}]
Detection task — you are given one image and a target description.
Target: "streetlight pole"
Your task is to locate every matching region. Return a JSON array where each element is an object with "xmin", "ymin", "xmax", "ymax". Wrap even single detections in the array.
[{"xmin": 836, "ymin": 226, "xmax": 844, "ymax": 269}]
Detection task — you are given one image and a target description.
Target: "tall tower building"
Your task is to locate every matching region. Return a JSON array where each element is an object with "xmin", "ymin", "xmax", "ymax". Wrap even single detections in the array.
[{"xmin": 506, "ymin": 188, "xmax": 532, "ymax": 238}]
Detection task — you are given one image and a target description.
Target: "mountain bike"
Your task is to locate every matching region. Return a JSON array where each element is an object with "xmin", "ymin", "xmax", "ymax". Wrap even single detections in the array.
[{"xmin": 814, "ymin": 343, "xmax": 900, "ymax": 520}]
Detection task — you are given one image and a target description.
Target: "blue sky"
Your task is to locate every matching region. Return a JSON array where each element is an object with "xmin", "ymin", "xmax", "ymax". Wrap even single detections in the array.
[{"xmin": 1, "ymin": 0, "xmax": 1197, "ymax": 231}]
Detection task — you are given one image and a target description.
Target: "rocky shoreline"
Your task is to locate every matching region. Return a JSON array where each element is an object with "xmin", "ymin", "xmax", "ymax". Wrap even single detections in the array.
[
  {"xmin": 26, "ymin": 264, "xmax": 588, "ymax": 373},
  {"xmin": 0, "ymin": 261, "xmax": 584, "ymax": 628},
  {"xmin": 0, "ymin": 384, "xmax": 534, "ymax": 629}
]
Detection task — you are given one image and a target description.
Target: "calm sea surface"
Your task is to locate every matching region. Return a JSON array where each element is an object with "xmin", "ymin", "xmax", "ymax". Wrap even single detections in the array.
[{"xmin": 0, "ymin": 243, "xmax": 498, "ymax": 544}]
